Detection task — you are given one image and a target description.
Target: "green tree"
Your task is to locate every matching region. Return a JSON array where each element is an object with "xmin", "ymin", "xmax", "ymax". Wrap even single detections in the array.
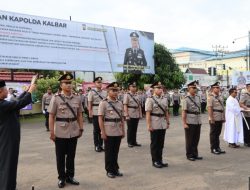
[
  {"xmin": 115, "ymin": 43, "xmax": 185, "ymax": 89},
  {"xmin": 35, "ymin": 77, "xmax": 60, "ymax": 102}
]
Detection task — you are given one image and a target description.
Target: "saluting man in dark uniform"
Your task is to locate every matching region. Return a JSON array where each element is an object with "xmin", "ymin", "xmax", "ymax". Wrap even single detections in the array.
[
  {"xmin": 48, "ymin": 73, "xmax": 84, "ymax": 188},
  {"xmin": 239, "ymin": 83, "xmax": 250, "ymax": 147},
  {"xmin": 42, "ymin": 87, "xmax": 53, "ymax": 131},
  {"xmin": 88, "ymin": 77, "xmax": 107, "ymax": 152},
  {"xmin": 145, "ymin": 81, "xmax": 170, "ymax": 168},
  {"xmin": 182, "ymin": 81, "xmax": 203, "ymax": 161},
  {"xmin": 123, "ymin": 32, "xmax": 147, "ymax": 74},
  {"xmin": 124, "ymin": 82, "xmax": 142, "ymax": 148},
  {"xmin": 207, "ymin": 82, "xmax": 226, "ymax": 155},
  {"xmin": 98, "ymin": 82, "xmax": 125, "ymax": 178}
]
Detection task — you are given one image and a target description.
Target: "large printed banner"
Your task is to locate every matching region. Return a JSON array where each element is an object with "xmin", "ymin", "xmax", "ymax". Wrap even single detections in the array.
[
  {"xmin": 232, "ymin": 71, "xmax": 250, "ymax": 88},
  {"xmin": 0, "ymin": 10, "xmax": 154, "ymax": 74}
]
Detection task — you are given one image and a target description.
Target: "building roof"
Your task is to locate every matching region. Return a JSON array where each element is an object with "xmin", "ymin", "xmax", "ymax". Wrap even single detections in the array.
[
  {"xmin": 186, "ymin": 68, "xmax": 207, "ymax": 74},
  {"xmin": 0, "ymin": 72, "xmax": 36, "ymax": 82}
]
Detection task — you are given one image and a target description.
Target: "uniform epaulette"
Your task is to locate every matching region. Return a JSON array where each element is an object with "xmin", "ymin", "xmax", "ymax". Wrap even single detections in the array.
[
  {"xmin": 55, "ymin": 93, "xmax": 61, "ymax": 97},
  {"xmin": 103, "ymin": 98, "xmax": 108, "ymax": 101}
]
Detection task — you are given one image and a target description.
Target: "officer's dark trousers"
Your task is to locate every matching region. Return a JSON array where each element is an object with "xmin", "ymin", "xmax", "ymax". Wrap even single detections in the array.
[
  {"xmin": 201, "ymin": 102, "xmax": 207, "ymax": 113},
  {"xmin": 93, "ymin": 116, "xmax": 103, "ymax": 147},
  {"xmin": 173, "ymin": 102, "xmax": 179, "ymax": 116},
  {"xmin": 55, "ymin": 137, "xmax": 78, "ymax": 180},
  {"xmin": 104, "ymin": 136, "xmax": 122, "ymax": 173},
  {"xmin": 243, "ymin": 117, "xmax": 250, "ymax": 144},
  {"xmin": 150, "ymin": 129, "xmax": 166, "ymax": 163},
  {"xmin": 210, "ymin": 121, "xmax": 223, "ymax": 150},
  {"xmin": 127, "ymin": 118, "xmax": 140, "ymax": 145},
  {"xmin": 44, "ymin": 110, "xmax": 49, "ymax": 130},
  {"xmin": 185, "ymin": 124, "xmax": 201, "ymax": 158}
]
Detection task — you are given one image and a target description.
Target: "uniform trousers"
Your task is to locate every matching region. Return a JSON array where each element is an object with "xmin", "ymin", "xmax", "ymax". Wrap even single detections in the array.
[
  {"xmin": 185, "ymin": 124, "xmax": 201, "ymax": 158},
  {"xmin": 93, "ymin": 115, "xmax": 103, "ymax": 148},
  {"xmin": 201, "ymin": 102, "xmax": 207, "ymax": 113},
  {"xmin": 44, "ymin": 109, "xmax": 49, "ymax": 130},
  {"xmin": 55, "ymin": 137, "xmax": 78, "ymax": 180},
  {"xmin": 104, "ymin": 136, "xmax": 122, "ymax": 173},
  {"xmin": 243, "ymin": 117, "xmax": 250, "ymax": 144},
  {"xmin": 150, "ymin": 129, "xmax": 166, "ymax": 163},
  {"xmin": 173, "ymin": 101, "xmax": 180, "ymax": 116},
  {"xmin": 127, "ymin": 118, "xmax": 139, "ymax": 145},
  {"xmin": 210, "ymin": 121, "xmax": 223, "ymax": 150}
]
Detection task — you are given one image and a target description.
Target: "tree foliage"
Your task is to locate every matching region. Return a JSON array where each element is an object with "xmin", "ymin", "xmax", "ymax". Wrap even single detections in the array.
[{"xmin": 115, "ymin": 43, "xmax": 185, "ymax": 89}]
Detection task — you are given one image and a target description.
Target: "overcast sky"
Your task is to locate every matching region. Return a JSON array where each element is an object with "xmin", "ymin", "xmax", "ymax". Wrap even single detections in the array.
[{"xmin": 1, "ymin": 0, "xmax": 250, "ymax": 52}]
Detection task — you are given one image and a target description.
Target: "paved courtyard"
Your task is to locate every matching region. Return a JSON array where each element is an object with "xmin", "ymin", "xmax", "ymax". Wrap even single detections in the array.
[{"xmin": 17, "ymin": 114, "xmax": 250, "ymax": 190}]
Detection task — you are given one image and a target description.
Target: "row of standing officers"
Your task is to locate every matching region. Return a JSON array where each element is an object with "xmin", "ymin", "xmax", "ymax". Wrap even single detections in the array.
[{"xmin": 46, "ymin": 73, "xmax": 231, "ymax": 188}]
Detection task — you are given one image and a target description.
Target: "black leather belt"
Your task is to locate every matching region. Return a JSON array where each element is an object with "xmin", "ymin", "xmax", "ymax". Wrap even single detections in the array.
[
  {"xmin": 104, "ymin": 118, "xmax": 122, "ymax": 122},
  {"xmin": 150, "ymin": 113, "xmax": 165, "ymax": 117},
  {"xmin": 56, "ymin": 117, "xmax": 77, "ymax": 122},
  {"xmin": 92, "ymin": 104, "xmax": 99, "ymax": 106},
  {"xmin": 44, "ymin": 103, "xmax": 49, "ymax": 105},
  {"xmin": 213, "ymin": 109, "xmax": 224, "ymax": 113},
  {"xmin": 186, "ymin": 111, "xmax": 200, "ymax": 115},
  {"xmin": 128, "ymin": 106, "xmax": 139, "ymax": 109}
]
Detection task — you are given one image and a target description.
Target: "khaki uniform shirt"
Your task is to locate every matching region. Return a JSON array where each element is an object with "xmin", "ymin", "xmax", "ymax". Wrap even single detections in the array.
[
  {"xmin": 172, "ymin": 93, "xmax": 181, "ymax": 104},
  {"xmin": 123, "ymin": 92, "xmax": 141, "ymax": 118},
  {"xmin": 48, "ymin": 93, "xmax": 83, "ymax": 138},
  {"xmin": 182, "ymin": 94, "xmax": 201, "ymax": 125},
  {"xmin": 240, "ymin": 92, "xmax": 250, "ymax": 117},
  {"xmin": 98, "ymin": 97, "xmax": 124, "ymax": 136},
  {"xmin": 42, "ymin": 93, "xmax": 53, "ymax": 110},
  {"xmin": 145, "ymin": 95, "xmax": 168, "ymax": 130},
  {"xmin": 207, "ymin": 93, "xmax": 225, "ymax": 121},
  {"xmin": 88, "ymin": 88, "xmax": 107, "ymax": 116},
  {"xmin": 201, "ymin": 93, "xmax": 207, "ymax": 103}
]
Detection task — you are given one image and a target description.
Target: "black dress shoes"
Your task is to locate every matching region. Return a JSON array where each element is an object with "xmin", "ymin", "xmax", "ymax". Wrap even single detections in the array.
[
  {"xmin": 187, "ymin": 157, "xmax": 195, "ymax": 161},
  {"xmin": 107, "ymin": 172, "xmax": 116, "ymax": 178},
  {"xmin": 194, "ymin": 156, "xmax": 203, "ymax": 160},
  {"xmin": 217, "ymin": 148, "xmax": 226, "ymax": 154},
  {"xmin": 160, "ymin": 161, "xmax": 168, "ymax": 167},
  {"xmin": 95, "ymin": 146, "xmax": 102, "ymax": 152},
  {"xmin": 115, "ymin": 170, "xmax": 123, "ymax": 177},
  {"xmin": 133, "ymin": 143, "xmax": 141, "ymax": 147},
  {"xmin": 128, "ymin": 144, "xmax": 134, "ymax": 148},
  {"xmin": 66, "ymin": 177, "xmax": 80, "ymax": 185},
  {"xmin": 152, "ymin": 161, "xmax": 163, "ymax": 168},
  {"xmin": 58, "ymin": 179, "xmax": 65, "ymax": 188},
  {"xmin": 211, "ymin": 149, "xmax": 220, "ymax": 155}
]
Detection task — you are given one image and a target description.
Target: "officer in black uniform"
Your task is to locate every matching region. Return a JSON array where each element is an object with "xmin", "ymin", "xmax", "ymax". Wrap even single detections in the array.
[{"xmin": 123, "ymin": 32, "xmax": 147, "ymax": 74}]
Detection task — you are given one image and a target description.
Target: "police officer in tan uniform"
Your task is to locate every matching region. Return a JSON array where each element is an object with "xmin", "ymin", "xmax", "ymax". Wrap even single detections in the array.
[
  {"xmin": 98, "ymin": 82, "xmax": 125, "ymax": 178},
  {"xmin": 42, "ymin": 87, "xmax": 53, "ymax": 131},
  {"xmin": 182, "ymin": 81, "xmax": 203, "ymax": 161},
  {"xmin": 88, "ymin": 77, "xmax": 107, "ymax": 152},
  {"xmin": 239, "ymin": 83, "xmax": 250, "ymax": 147},
  {"xmin": 207, "ymin": 82, "xmax": 226, "ymax": 155},
  {"xmin": 124, "ymin": 82, "xmax": 142, "ymax": 148},
  {"xmin": 145, "ymin": 81, "xmax": 170, "ymax": 168},
  {"xmin": 48, "ymin": 73, "xmax": 84, "ymax": 188}
]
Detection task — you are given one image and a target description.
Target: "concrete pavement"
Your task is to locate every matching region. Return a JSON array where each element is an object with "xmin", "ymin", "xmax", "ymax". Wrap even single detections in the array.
[{"xmin": 17, "ymin": 114, "xmax": 250, "ymax": 190}]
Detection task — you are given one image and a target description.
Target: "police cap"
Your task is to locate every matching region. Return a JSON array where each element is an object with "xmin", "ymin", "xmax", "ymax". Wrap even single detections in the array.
[
  {"xmin": 150, "ymin": 81, "xmax": 162, "ymax": 88},
  {"xmin": 210, "ymin": 82, "xmax": 220, "ymax": 88},
  {"xmin": 93, "ymin": 76, "xmax": 103, "ymax": 83},
  {"xmin": 130, "ymin": 32, "xmax": 139, "ymax": 38},
  {"xmin": 58, "ymin": 73, "xmax": 73, "ymax": 82},
  {"xmin": 187, "ymin": 80, "xmax": 198, "ymax": 87},
  {"xmin": 106, "ymin": 82, "xmax": 119, "ymax": 90}
]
